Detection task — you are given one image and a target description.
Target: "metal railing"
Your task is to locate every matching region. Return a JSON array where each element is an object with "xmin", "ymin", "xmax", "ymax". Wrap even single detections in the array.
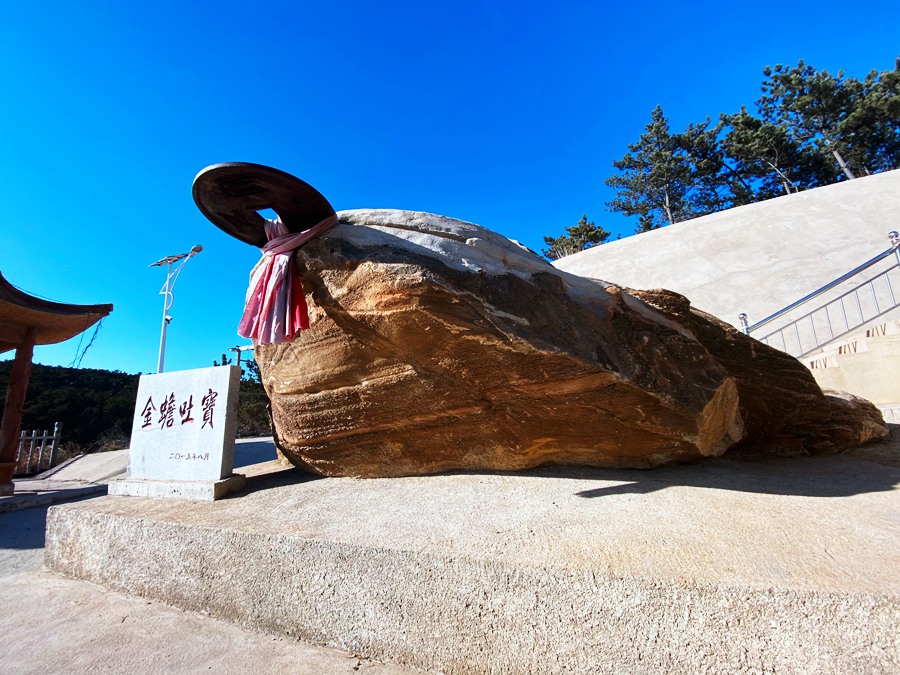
[
  {"xmin": 739, "ymin": 232, "xmax": 900, "ymax": 358},
  {"xmin": 15, "ymin": 422, "xmax": 62, "ymax": 476}
]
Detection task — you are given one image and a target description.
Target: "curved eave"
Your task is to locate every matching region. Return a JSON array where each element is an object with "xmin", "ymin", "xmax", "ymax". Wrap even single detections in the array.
[{"xmin": 0, "ymin": 273, "xmax": 113, "ymax": 354}]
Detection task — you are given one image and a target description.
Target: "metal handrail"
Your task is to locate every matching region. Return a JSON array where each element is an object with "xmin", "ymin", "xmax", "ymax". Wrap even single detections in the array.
[
  {"xmin": 740, "ymin": 231, "xmax": 900, "ymax": 335},
  {"xmin": 757, "ymin": 265, "xmax": 899, "ymax": 352}
]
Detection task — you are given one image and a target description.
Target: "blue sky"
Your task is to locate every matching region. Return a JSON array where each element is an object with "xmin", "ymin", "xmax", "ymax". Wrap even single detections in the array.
[{"xmin": 1, "ymin": 1, "xmax": 898, "ymax": 374}]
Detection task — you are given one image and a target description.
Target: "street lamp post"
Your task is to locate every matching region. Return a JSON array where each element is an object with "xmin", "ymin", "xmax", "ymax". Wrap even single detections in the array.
[
  {"xmin": 228, "ymin": 344, "xmax": 255, "ymax": 370},
  {"xmin": 150, "ymin": 245, "xmax": 202, "ymax": 373}
]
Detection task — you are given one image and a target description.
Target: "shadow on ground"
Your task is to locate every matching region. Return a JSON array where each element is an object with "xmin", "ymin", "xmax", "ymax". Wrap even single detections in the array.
[
  {"xmin": 567, "ymin": 453, "xmax": 899, "ymax": 499},
  {"xmin": 259, "ymin": 443, "xmax": 900, "ymax": 500},
  {"xmin": 235, "ymin": 463, "xmax": 324, "ymax": 496},
  {"xmin": 0, "ymin": 505, "xmax": 49, "ymax": 551},
  {"xmin": 439, "ymin": 426, "xmax": 900, "ymax": 500},
  {"xmin": 0, "ymin": 494, "xmax": 100, "ymax": 552},
  {"xmin": 234, "ymin": 440, "xmax": 279, "ymax": 468}
]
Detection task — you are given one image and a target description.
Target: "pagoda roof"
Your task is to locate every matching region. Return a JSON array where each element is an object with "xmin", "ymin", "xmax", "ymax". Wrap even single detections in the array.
[{"xmin": 0, "ymin": 272, "xmax": 113, "ymax": 354}]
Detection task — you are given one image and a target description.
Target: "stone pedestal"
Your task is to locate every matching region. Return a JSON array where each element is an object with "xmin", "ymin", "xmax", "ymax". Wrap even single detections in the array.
[
  {"xmin": 46, "ymin": 452, "xmax": 900, "ymax": 674},
  {"xmin": 109, "ymin": 474, "xmax": 245, "ymax": 501}
]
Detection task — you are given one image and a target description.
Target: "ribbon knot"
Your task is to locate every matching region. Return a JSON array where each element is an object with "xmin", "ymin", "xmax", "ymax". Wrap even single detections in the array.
[{"xmin": 238, "ymin": 214, "xmax": 338, "ymax": 344}]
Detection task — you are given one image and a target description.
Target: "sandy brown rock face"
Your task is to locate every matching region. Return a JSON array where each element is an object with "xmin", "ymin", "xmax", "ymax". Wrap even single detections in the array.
[
  {"xmin": 254, "ymin": 210, "xmax": 887, "ymax": 477},
  {"xmin": 631, "ymin": 289, "xmax": 889, "ymax": 456}
]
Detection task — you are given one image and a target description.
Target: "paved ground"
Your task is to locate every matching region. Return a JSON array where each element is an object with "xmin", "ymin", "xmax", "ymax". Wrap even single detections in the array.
[
  {"xmin": 0, "ymin": 499, "xmax": 429, "ymax": 674},
  {"xmin": 0, "ymin": 439, "xmax": 430, "ymax": 674},
  {"xmin": 1, "ymin": 437, "xmax": 279, "ymax": 513},
  {"xmin": 43, "ymin": 431, "xmax": 900, "ymax": 674},
  {"xmin": 5, "ymin": 433, "xmax": 899, "ymax": 673}
]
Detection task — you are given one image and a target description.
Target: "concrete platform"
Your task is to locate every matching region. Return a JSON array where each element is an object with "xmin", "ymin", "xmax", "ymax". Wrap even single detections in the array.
[
  {"xmin": 45, "ymin": 437, "xmax": 900, "ymax": 674},
  {"xmin": 0, "ymin": 500, "xmax": 423, "ymax": 674}
]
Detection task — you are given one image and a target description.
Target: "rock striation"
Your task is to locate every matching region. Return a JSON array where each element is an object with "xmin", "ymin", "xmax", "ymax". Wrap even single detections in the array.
[{"xmin": 253, "ymin": 209, "xmax": 888, "ymax": 477}]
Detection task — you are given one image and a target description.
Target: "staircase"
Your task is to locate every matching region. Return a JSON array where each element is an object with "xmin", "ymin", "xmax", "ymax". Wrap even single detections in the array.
[
  {"xmin": 741, "ymin": 235, "xmax": 900, "ymax": 414},
  {"xmin": 803, "ymin": 320, "xmax": 900, "ymax": 420},
  {"xmin": 743, "ymin": 233, "xmax": 900, "ymax": 357}
]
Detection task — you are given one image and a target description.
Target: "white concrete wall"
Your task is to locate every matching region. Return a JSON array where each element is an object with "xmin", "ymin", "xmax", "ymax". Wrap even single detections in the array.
[{"xmin": 555, "ymin": 170, "xmax": 900, "ymax": 330}]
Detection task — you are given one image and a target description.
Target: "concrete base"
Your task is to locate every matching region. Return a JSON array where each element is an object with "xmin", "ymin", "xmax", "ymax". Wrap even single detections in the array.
[
  {"xmin": 46, "ymin": 453, "xmax": 899, "ymax": 674},
  {"xmin": 0, "ymin": 482, "xmax": 13, "ymax": 497},
  {"xmin": 108, "ymin": 474, "xmax": 245, "ymax": 501}
]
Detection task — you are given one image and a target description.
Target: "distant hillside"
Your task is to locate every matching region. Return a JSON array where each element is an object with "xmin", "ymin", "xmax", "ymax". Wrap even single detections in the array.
[
  {"xmin": 0, "ymin": 361, "xmax": 271, "ymax": 454},
  {"xmin": 0, "ymin": 362, "xmax": 139, "ymax": 451}
]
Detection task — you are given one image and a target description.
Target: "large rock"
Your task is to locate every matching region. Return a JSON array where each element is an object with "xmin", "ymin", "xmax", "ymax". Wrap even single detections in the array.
[{"xmin": 254, "ymin": 209, "xmax": 887, "ymax": 477}]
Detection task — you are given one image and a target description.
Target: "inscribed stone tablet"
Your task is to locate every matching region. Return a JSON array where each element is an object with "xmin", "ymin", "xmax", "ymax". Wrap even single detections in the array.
[{"xmin": 128, "ymin": 365, "xmax": 241, "ymax": 481}]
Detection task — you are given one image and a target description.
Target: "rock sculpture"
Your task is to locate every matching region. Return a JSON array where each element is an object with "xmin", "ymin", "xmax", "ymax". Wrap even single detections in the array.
[{"xmin": 194, "ymin": 164, "xmax": 888, "ymax": 478}]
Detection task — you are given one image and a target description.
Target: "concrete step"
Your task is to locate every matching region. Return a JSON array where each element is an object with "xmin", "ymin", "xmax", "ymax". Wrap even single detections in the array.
[
  {"xmin": 46, "ymin": 455, "xmax": 900, "ymax": 674},
  {"xmin": 803, "ymin": 324, "xmax": 900, "ymax": 406},
  {"xmin": 0, "ymin": 504, "xmax": 421, "ymax": 674},
  {"xmin": 879, "ymin": 405, "xmax": 900, "ymax": 423},
  {"xmin": 805, "ymin": 319, "xmax": 900, "ymax": 361}
]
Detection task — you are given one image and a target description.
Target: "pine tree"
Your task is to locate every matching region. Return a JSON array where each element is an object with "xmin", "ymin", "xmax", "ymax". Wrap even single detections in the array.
[
  {"xmin": 677, "ymin": 116, "xmax": 758, "ymax": 212},
  {"xmin": 601, "ymin": 59, "xmax": 898, "ymax": 238},
  {"xmin": 542, "ymin": 215, "xmax": 610, "ymax": 260},
  {"xmin": 605, "ymin": 106, "xmax": 694, "ymax": 232},
  {"xmin": 757, "ymin": 60, "xmax": 875, "ymax": 180},
  {"xmin": 840, "ymin": 59, "xmax": 900, "ymax": 175},
  {"xmin": 720, "ymin": 107, "xmax": 831, "ymax": 197}
]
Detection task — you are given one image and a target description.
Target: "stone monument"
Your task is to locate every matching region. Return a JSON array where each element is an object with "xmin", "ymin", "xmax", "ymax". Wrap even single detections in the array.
[{"xmin": 109, "ymin": 365, "xmax": 244, "ymax": 499}]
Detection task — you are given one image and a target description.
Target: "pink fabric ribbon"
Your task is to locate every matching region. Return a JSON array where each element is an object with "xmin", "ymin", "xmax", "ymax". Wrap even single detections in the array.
[{"xmin": 238, "ymin": 214, "xmax": 338, "ymax": 344}]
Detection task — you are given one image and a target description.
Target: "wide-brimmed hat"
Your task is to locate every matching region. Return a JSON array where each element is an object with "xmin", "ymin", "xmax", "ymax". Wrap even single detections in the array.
[{"xmin": 192, "ymin": 162, "xmax": 335, "ymax": 248}]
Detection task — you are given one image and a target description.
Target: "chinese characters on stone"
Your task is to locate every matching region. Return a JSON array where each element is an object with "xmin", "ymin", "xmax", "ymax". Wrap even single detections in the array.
[
  {"xmin": 141, "ymin": 388, "xmax": 219, "ymax": 431},
  {"xmin": 201, "ymin": 389, "xmax": 218, "ymax": 429}
]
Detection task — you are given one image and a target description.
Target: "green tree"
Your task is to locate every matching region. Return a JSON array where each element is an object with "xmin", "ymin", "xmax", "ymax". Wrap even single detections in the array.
[
  {"xmin": 720, "ymin": 107, "xmax": 834, "ymax": 198},
  {"xmin": 839, "ymin": 59, "xmax": 900, "ymax": 175},
  {"xmin": 212, "ymin": 352, "xmax": 271, "ymax": 437},
  {"xmin": 606, "ymin": 106, "xmax": 695, "ymax": 232},
  {"xmin": 542, "ymin": 214, "xmax": 610, "ymax": 260},
  {"xmin": 0, "ymin": 363, "xmax": 139, "ymax": 453},
  {"xmin": 756, "ymin": 59, "xmax": 900, "ymax": 180},
  {"xmin": 242, "ymin": 358, "xmax": 262, "ymax": 384},
  {"xmin": 677, "ymin": 116, "xmax": 767, "ymax": 213},
  {"xmin": 603, "ymin": 59, "xmax": 899, "ymax": 237}
]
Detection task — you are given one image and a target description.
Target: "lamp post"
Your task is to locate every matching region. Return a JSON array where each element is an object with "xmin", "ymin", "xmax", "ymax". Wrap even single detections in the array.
[
  {"xmin": 228, "ymin": 344, "xmax": 255, "ymax": 370},
  {"xmin": 150, "ymin": 245, "xmax": 202, "ymax": 373}
]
